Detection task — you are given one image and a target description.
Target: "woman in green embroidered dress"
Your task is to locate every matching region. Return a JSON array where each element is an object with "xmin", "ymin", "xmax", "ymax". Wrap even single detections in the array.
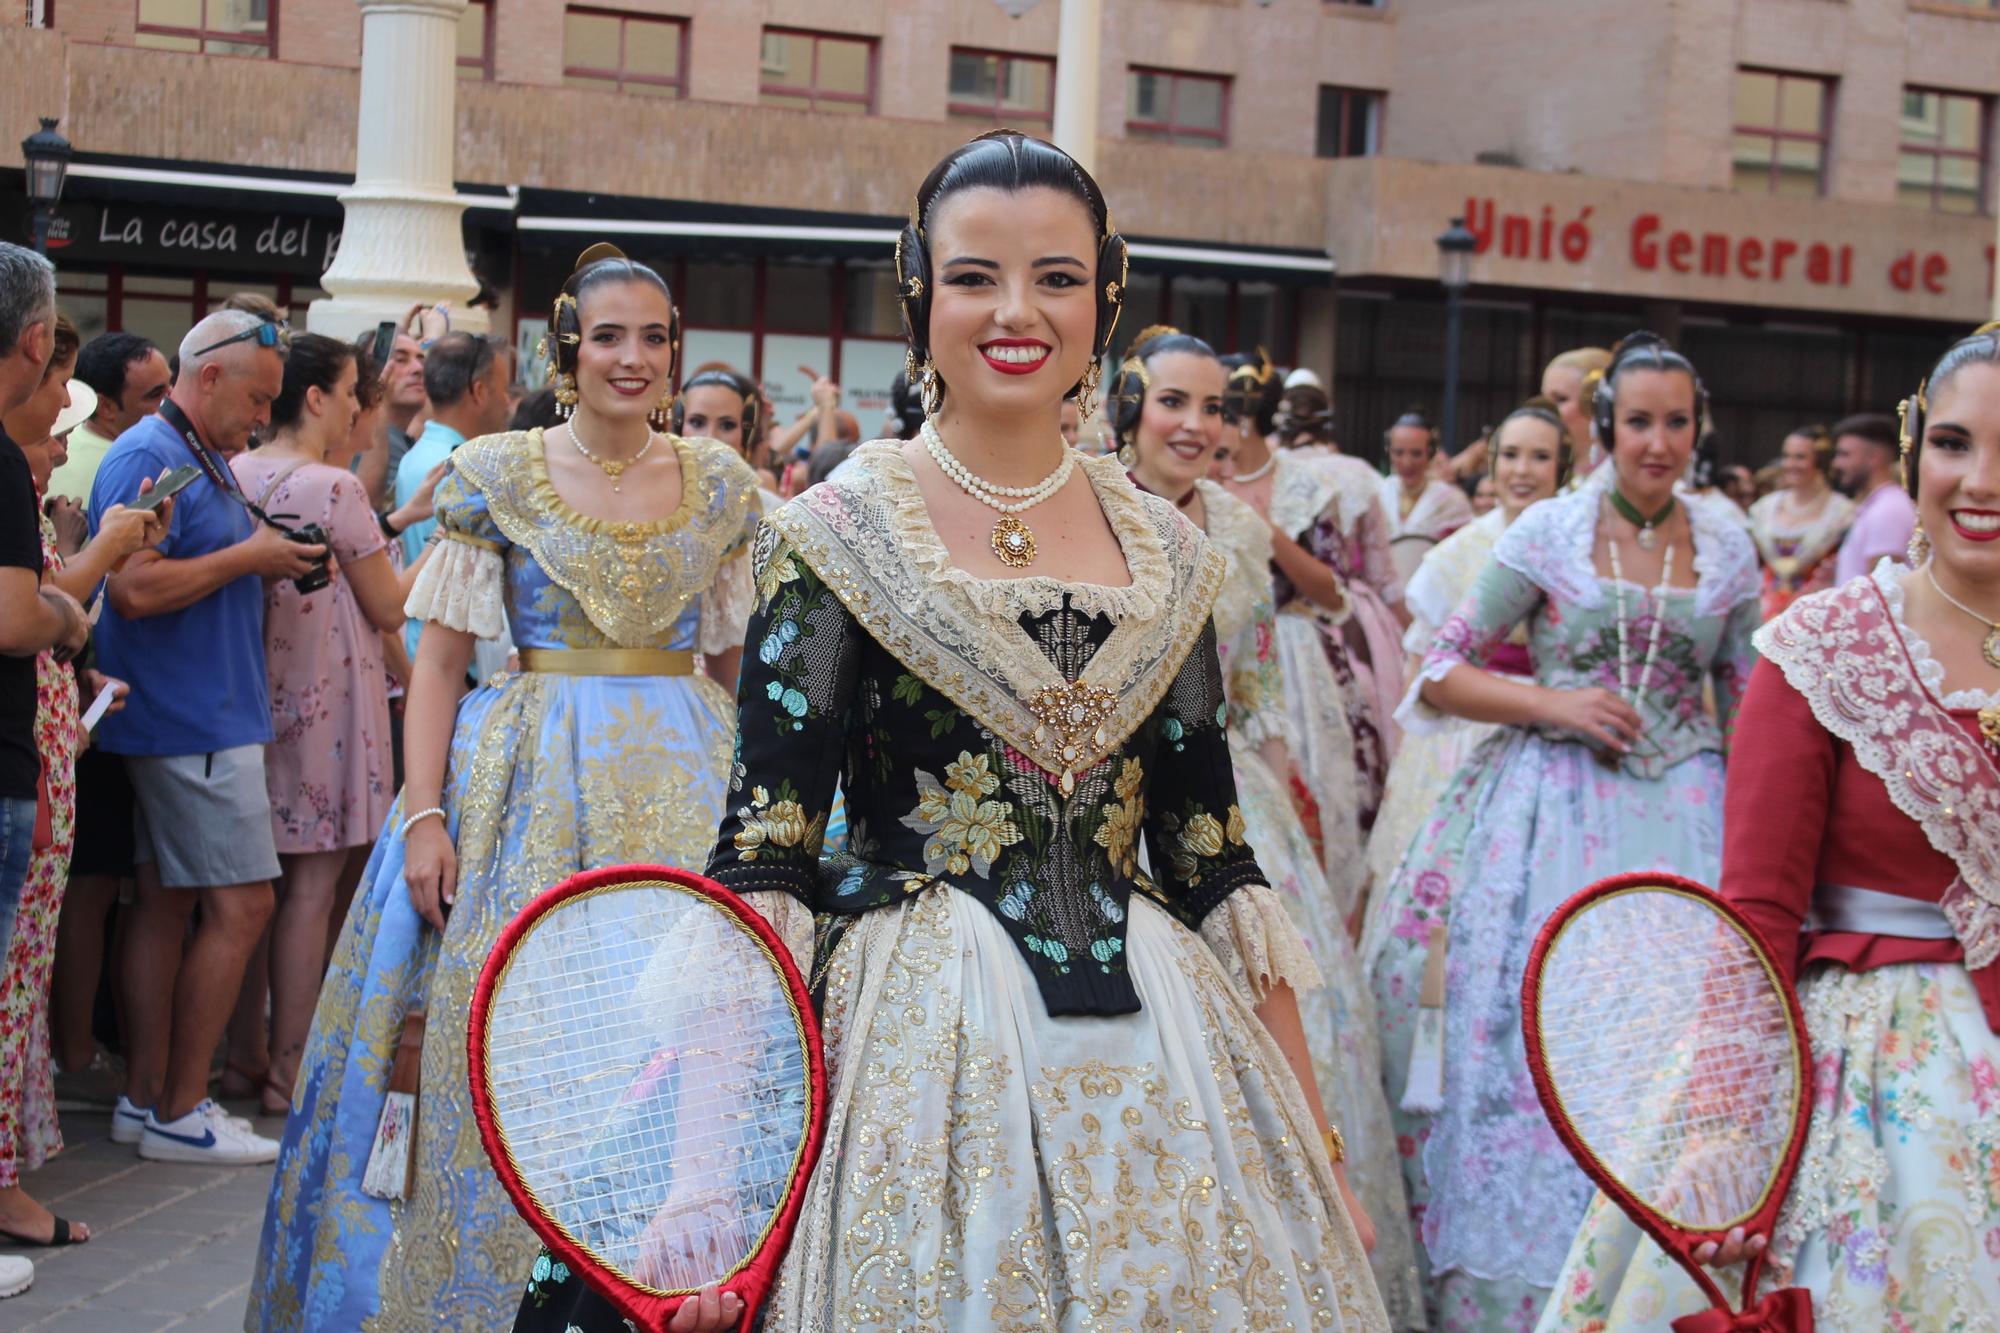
[{"xmin": 518, "ymin": 133, "xmax": 1390, "ymax": 1333}]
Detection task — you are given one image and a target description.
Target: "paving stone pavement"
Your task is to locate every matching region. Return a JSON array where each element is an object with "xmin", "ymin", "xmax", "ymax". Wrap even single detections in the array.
[{"xmin": 0, "ymin": 1102, "xmax": 280, "ymax": 1332}]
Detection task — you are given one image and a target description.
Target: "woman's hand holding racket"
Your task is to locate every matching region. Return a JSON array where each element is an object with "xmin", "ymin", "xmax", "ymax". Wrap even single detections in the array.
[
  {"xmin": 1694, "ymin": 1227, "xmax": 1767, "ymax": 1267},
  {"xmin": 666, "ymin": 1285, "xmax": 742, "ymax": 1331}
]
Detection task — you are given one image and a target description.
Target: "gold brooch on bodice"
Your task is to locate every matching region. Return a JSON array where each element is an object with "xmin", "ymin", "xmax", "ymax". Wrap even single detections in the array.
[{"xmin": 1027, "ymin": 680, "xmax": 1119, "ymax": 796}]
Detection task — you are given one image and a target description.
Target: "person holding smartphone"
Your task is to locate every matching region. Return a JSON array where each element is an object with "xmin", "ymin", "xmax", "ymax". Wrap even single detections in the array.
[{"xmin": 87, "ymin": 309, "xmax": 326, "ymax": 1169}]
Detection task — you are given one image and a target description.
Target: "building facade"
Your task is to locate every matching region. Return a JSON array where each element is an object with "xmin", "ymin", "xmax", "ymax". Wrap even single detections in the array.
[{"xmin": 4, "ymin": 0, "xmax": 1997, "ymax": 460}]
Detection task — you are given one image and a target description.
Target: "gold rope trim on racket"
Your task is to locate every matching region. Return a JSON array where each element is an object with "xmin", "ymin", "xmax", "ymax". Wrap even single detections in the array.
[
  {"xmin": 481, "ymin": 877, "xmax": 822, "ymax": 1299},
  {"xmin": 1535, "ymin": 883, "xmax": 1804, "ymax": 1235}
]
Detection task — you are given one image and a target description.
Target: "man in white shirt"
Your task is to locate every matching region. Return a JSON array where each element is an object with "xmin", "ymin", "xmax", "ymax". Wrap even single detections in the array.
[{"xmin": 47, "ymin": 331, "xmax": 169, "ymax": 505}]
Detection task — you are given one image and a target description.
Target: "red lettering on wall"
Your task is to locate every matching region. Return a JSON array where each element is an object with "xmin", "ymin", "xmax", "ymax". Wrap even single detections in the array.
[
  {"xmin": 1890, "ymin": 251, "xmax": 1916, "ymax": 292},
  {"xmin": 1702, "ymin": 234, "xmax": 1730, "ymax": 277},
  {"xmin": 1738, "ymin": 238, "xmax": 1764, "ymax": 280},
  {"xmin": 1666, "ymin": 231, "xmax": 1693, "ymax": 273},
  {"xmin": 1770, "ymin": 238, "xmax": 1798, "ymax": 282},
  {"xmin": 1923, "ymin": 253, "xmax": 1948, "ymax": 294},
  {"xmin": 1631, "ymin": 214, "xmax": 1661, "ymax": 270},
  {"xmin": 1805, "ymin": 244, "xmax": 1833, "ymax": 285}
]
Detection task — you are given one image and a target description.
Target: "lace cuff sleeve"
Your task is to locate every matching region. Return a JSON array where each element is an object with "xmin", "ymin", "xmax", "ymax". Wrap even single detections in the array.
[
  {"xmin": 698, "ymin": 548, "xmax": 756, "ymax": 656},
  {"xmin": 1200, "ymin": 884, "xmax": 1325, "ymax": 1002},
  {"xmin": 403, "ymin": 534, "xmax": 505, "ymax": 638},
  {"xmin": 743, "ymin": 890, "xmax": 815, "ymax": 977}
]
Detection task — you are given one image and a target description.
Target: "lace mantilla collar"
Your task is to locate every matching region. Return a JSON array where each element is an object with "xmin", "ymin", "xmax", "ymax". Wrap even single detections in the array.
[
  {"xmin": 1748, "ymin": 488, "xmax": 1854, "ymax": 567},
  {"xmin": 450, "ymin": 429, "xmax": 757, "ymax": 647},
  {"xmin": 1404, "ymin": 506, "xmax": 1508, "ymax": 630},
  {"xmin": 1193, "ymin": 478, "xmax": 1275, "ymax": 646},
  {"xmin": 766, "ymin": 440, "xmax": 1223, "ymax": 793},
  {"xmin": 1492, "ymin": 464, "xmax": 1758, "ymax": 619},
  {"xmin": 1870, "ymin": 560, "xmax": 2000, "ymax": 711}
]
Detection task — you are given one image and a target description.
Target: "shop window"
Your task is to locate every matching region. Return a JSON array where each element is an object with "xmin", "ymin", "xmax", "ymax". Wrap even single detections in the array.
[
  {"xmin": 1899, "ymin": 88, "xmax": 1990, "ymax": 215},
  {"xmin": 458, "ymin": 0, "xmax": 493, "ymax": 82},
  {"xmin": 1315, "ymin": 86, "xmax": 1381, "ymax": 159},
  {"xmin": 765, "ymin": 262, "xmax": 834, "ymax": 335},
  {"xmin": 948, "ymin": 49, "xmax": 1055, "ymax": 130},
  {"xmin": 135, "ymin": 0, "xmax": 273, "ymax": 56},
  {"xmin": 563, "ymin": 8, "xmax": 686, "ymax": 98},
  {"xmin": 1732, "ymin": 69, "xmax": 1832, "ymax": 197},
  {"xmin": 760, "ymin": 28, "xmax": 877, "ymax": 115},
  {"xmin": 682, "ymin": 261, "xmax": 756, "ymax": 329},
  {"xmin": 843, "ymin": 262, "xmax": 905, "ymax": 339},
  {"xmin": 1169, "ymin": 276, "xmax": 1230, "ymax": 344},
  {"xmin": 1126, "ymin": 67, "xmax": 1229, "ymax": 148}
]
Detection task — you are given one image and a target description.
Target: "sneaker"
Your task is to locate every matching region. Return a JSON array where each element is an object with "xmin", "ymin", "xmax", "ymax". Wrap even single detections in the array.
[
  {"xmin": 0, "ymin": 1253, "xmax": 30, "ymax": 1299},
  {"xmin": 111, "ymin": 1095, "xmax": 150, "ymax": 1146},
  {"xmin": 138, "ymin": 1100, "xmax": 280, "ymax": 1165}
]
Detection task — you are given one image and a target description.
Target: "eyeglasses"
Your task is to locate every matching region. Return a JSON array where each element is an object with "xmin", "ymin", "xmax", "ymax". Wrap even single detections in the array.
[{"xmin": 190, "ymin": 319, "xmax": 290, "ymax": 359}]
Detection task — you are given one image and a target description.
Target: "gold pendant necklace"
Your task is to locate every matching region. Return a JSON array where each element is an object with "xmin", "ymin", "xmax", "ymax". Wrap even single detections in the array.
[
  {"xmin": 1924, "ymin": 564, "xmax": 2000, "ymax": 670},
  {"xmin": 921, "ymin": 419, "xmax": 1073, "ymax": 570},
  {"xmin": 568, "ymin": 421, "xmax": 657, "ymax": 494}
]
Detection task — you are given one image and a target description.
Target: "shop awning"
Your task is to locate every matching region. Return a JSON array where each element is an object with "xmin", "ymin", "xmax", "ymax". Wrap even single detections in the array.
[
  {"xmin": 56, "ymin": 153, "xmax": 516, "ymax": 218},
  {"xmin": 515, "ymin": 187, "xmax": 1333, "ymax": 278}
]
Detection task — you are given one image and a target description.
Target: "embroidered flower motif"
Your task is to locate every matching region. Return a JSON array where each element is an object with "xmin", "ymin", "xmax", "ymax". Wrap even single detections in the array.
[
  {"xmin": 901, "ymin": 767, "xmax": 1021, "ymax": 878},
  {"xmin": 757, "ymin": 617, "xmax": 800, "ymax": 665},
  {"xmin": 1112, "ymin": 756, "xmax": 1143, "ymax": 802},
  {"xmin": 944, "ymin": 751, "xmax": 1001, "ymax": 799},
  {"xmin": 1183, "ymin": 811, "xmax": 1226, "ymax": 859},
  {"xmin": 1225, "ymin": 804, "xmax": 1247, "ymax": 846},
  {"xmin": 1094, "ymin": 758, "xmax": 1145, "ymax": 876},
  {"xmin": 732, "ymin": 783, "xmax": 820, "ymax": 860},
  {"xmin": 755, "ymin": 547, "xmax": 802, "ymax": 604}
]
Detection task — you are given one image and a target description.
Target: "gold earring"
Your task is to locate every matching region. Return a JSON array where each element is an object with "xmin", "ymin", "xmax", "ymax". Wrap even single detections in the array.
[
  {"xmin": 651, "ymin": 388, "xmax": 676, "ymax": 434},
  {"xmin": 554, "ymin": 371, "xmax": 578, "ymax": 421},
  {"xmin": 1077, "ymin": 359, "xmax": 1102, "ymax": 423},
  {"xmin": 1908, "ymin": 524, "xmax": 1931, "ymax": 567},
  {"xmin": 920, "ymin": 357, "xmax": 943, "ymax": 419}
]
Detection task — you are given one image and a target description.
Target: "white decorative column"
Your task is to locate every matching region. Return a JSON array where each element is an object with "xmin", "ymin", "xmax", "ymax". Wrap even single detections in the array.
[
  {"xmin": 308, "ymin": 0, "xmax": 486, "ymax": 337},
  {"xmin": 1050, "ymin": 0, "xmax": 1101, "ymax": 174}
]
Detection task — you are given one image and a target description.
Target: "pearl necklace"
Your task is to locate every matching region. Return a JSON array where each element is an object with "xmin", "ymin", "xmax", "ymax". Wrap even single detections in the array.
[
  {"xmin": 1229, "ymin": 446, "xmax": 1278, "ymax": 484},
  {"xmin": 1606, "ymin": 535, "xmax": 1676, "ymax": 761},
  {"xmin": 922, "ymin": 418, "xmax": 1074, "ymax": 568},
  {"xmin": 568, "ymin": 420, "xmax": 657, "ymax": 493}
]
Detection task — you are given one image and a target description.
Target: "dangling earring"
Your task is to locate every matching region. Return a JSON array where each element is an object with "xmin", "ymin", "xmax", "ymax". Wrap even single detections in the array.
[
  {"xmin": 920, "ymin": 357, "xmax": 944, "ymax": 420},
  {"xmin": 904, "ymin": 348, "xmax": 921, "ymax": 384},
  {"xmin": 1908, "ymin": 524, "xmax": 1931, "ymax": 567},
  {"xmin": 650, "ymin": 388, "xmax": 675, "ymax": 434},
  {"xmin": 553, "ymin": 372, "xmax": 578, "ymax": 421},
  {"xmin": 1077, "ymin": 359, "xmax": 1102, "ymax": 423}
]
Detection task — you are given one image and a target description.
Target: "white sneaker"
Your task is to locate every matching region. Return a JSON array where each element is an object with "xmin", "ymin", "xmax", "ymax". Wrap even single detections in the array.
[
  {"xmin": 0, "ymin": 1253, "xmax": 30, "ymax": 1299},
  {"xmin": 111, "ymin": 1094, "xmax": 150, "ymax": 1146},
  {"xmin": 138, "ymin": 1100, "xmax": 280, "ymax": 1165}
]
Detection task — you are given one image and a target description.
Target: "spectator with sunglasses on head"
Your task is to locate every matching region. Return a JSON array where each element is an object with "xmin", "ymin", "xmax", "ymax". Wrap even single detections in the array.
[{"xmin": 87, "ymin": 309, "xmax": 327, "ymax": 1168}]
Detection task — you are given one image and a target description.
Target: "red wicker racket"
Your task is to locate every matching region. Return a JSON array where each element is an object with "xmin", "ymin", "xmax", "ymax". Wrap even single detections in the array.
[
  {"xmin": 1522, "ymin": 872, "xmax": 1815, "ymax": 1333},
  {"xmin": 469, "ymin": 864, "xmax": 826, "ymax": 1333}
]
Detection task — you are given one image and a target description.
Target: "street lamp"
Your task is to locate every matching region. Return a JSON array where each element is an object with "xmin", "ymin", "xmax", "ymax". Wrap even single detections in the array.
[
  {"xmin": 1435, "ymin": 216, "xmax": 1477, "ymax": 462},
  {"xmin": 20, "ymin": 117, "xmax": 73, "ymax": 258}
]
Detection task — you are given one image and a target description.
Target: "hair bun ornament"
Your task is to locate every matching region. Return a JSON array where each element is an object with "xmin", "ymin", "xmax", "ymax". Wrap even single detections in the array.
[
  {"xmin": 1125, "ymin": 325, "xmax": 1181, "ymax": 357},
  {"xmin": 574, "ymin": 242, "xmax": 628, "ymax": 271}
]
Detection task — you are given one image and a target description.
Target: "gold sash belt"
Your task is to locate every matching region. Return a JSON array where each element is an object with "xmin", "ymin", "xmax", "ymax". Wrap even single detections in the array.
[{"xmin": 518, "ymin": 648, "xmax": 695, "ymax": 677}]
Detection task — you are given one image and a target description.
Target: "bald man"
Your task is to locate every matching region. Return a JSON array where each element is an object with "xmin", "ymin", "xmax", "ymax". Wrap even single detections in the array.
[{"xmin": 87, "ymin": 310, "xmax": 325, "ymax": 1166}]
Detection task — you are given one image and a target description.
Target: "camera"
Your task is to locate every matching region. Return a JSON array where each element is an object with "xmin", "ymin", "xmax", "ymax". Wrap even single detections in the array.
[{"xmin": 265, "ymin": 515, "xmax": 333, "ymax": 594}]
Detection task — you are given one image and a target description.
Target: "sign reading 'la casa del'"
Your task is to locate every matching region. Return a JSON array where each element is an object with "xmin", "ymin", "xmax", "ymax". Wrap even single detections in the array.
[{"xmin": 1326, "ymin": 158, "xmax": 1997, "ymax": 323}]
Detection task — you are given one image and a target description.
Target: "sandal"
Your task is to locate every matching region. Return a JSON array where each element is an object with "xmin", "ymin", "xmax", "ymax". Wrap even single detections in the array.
[
  {"xmin": 216, "ymin": 1059, "xmax": 269, "ymax": 1102},
  {"xmin": 260, "ymin": 1070, "xmax": 296, "ymax": 1118},
  {"xmin": 0, "ymin": 1215, "xmax": 88, "ymax": 1247}
]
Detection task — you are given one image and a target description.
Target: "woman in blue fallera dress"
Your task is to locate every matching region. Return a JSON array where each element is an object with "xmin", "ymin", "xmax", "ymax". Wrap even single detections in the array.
[{"xmin": 247, "ymin": 249, "xmax": 760, "ymax": 1332}]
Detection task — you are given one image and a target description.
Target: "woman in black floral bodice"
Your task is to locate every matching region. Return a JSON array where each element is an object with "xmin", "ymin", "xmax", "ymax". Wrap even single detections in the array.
[{"xmin": 519, "ymin": 131, "xmax": 1389, "ymax": 1333}]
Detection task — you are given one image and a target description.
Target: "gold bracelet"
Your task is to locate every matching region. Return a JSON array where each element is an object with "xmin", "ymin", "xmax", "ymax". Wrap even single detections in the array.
[{"xmin": 1322, "ymin": 1126, "xmax": 1346, "ymax": 1164}]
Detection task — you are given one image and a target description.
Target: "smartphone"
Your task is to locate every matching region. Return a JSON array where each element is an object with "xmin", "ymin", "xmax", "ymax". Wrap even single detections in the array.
[
  {"xmin": 126, "ymin": 464, "xmax": 202, "ymax": 513},
  {"xmin": 81, "ymin": 678, "xmax": 125, "ymax": 733},
  {"xmin": 372, "ymin": 320, "xmax": 397, "ymax": 371}
]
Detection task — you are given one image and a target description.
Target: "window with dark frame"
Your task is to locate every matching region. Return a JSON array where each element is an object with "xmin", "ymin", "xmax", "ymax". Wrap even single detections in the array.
[
  {"xmin": 1315, "ymin": 85, "xmax": 1381, "ymax": 159},
  {"xmin": 563, "ymin": 8, "xmax": 687, "ymax": 98},
  {"xmin": 1899, "ymin": 88, "xmax": 1991, "ymax": 215},
  {"xmin": 759, "ymin": 28, "xmax": 877, "ymax": 115},
  {"xmin": 134, "ymin": 0, "xmax": 273, "ymax": 56},
  {"xmin": 947, "ymin": 49, "xmax": 1056, "ymax": 129},
  {"xmin": 457, "ymin": 0, "xmax": 493, "ymax": 81},
  {"xmin": 1125, "ymin": 67, "xmax": 1230, "ymax": 148},
  {"xmin": 1731, "ymin": 68, "xmax": 1833, "ymax": 197}
]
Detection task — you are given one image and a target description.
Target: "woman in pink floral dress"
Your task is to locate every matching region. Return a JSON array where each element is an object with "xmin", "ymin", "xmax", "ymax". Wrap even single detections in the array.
[{"xmin": 229, "ymin": 334, "xmax": 408, "ymax": 1115}]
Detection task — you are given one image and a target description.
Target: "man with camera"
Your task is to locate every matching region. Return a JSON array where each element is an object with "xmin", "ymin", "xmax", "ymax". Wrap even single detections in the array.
[{"xmin": 87, "ymin": 309, "xmax": 325, "ymax": 1167}]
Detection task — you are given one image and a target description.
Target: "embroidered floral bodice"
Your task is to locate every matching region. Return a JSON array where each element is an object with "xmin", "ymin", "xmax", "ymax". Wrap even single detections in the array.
[
  {"xmin": 1415, "ymin": 467, "xmax": 1761, "ymax": 778},
  {"xmin": 408, "ymin": 430, "xmax": 759, "ymax": 655},
  {"xmin": 706, "ymin": 442, "xmax": 1269, "ymax": 1016}
]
